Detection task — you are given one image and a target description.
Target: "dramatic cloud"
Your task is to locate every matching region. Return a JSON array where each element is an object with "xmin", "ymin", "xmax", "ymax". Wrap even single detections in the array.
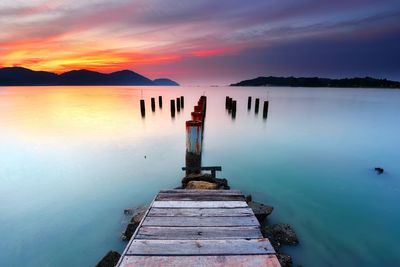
[{"xmin": 1, "ymin": 0, "xmax": 399, "ymax": 84}]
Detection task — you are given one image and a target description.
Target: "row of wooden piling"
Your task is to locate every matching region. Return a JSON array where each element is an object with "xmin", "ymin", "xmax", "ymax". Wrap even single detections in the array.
[
  {"xmin": 248, "ymin": 97, "xmax": 269, "ymax": 118},
  {"xmin": 185, "ymin": 96, "xmax": 207, "ymax": 175},
  {"xmin": 140, "ymin": 95, "xmax": 184, "ymax": 117},
  {"xmin": 226, "ymin": 96, "xmax": 269, "ymax": 119}
]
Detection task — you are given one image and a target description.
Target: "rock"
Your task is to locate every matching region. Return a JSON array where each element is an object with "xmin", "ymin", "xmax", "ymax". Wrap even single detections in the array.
[
  {"xmin": 121, "ymin": 206, "xmax": 148, "ymax": 240},
  {"xmin": 123, "ymin": 208, "xmax": 133, "ymax": 215},
  {"xmin": 96, "ymin": 250, "xmax": 121, "ymax": 267},
  {"xmin": 375, "ymin": 167, "xmax": 384, "ymax": 175},
  {"xmin": 245, "ymin": 195, "xmax": 252, "ymax": 203},
  {"xmin": 276, "ymin": 253, "xmax": 293, "ymax": 267},
  {"xmin": 262, "ymin": 223, "xmax": 299, "ymax": 249},
  {"xmin": 182, "ymin": 173, "xmax": 229, "ymax": 189},
  {"xmin": 186, "ymin": 181, "xmax": 218, "ymax": 190},
  {"xmin": 248, "ymin": 201, "xmax": 273, "ymax": 224},
  {"xmin": 121, "ymin": 222, "xmax": 139, "ymax": 241}
]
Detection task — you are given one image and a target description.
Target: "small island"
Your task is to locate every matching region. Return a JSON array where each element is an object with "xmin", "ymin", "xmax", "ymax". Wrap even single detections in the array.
[
  {"xmin": 0, "ymin": 67, "xmax": 179, "ymax": 86},
  {"xmin": 230, "ymin": 76, "xmax": 400, "ymax": 88}
]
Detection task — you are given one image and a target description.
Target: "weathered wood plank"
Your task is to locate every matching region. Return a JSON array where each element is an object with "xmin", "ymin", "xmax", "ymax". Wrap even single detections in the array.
[
  {"xmin": 156, "ymin": 193, "xmax": 245, "ymax": 201},
  {"xmin": 142, "ymin": 215, "xmax": 259, "ymax": 227},
  {"xmin": 120, "ymin": 255, "xmax": 281, "ymax": 267},
  {"xmin": 182, "ymin": 166, "xmax": 222, "ymax": 171},
  {"xmin": 148, "ymin": 207, "xmax": 254, "ymax": 217},
  {"xmin": 136, "ymin": 226, "xmax": 262, "ymax": 240},
  {"xmin": 152, "ymin": 201, "xmax": 248, "ymax": 208},
  {"xmin": 127, "ymin": 239, "xmax": 275, "ymax": 255},
  {"xmin": 159, "ymin": 189, "xmax": 242, "ymax": 194}
]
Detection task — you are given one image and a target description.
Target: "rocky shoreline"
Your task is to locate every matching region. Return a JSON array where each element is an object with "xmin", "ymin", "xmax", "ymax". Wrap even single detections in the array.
[{"xmin": 96, "ymin": 174, "xmax": 300, "ymax": 267}]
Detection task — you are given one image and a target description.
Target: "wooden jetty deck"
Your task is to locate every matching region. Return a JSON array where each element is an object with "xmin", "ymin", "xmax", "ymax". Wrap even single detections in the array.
[{"xmin": 117, "ymin": 189, "xmax": 281, "ymax": 267}]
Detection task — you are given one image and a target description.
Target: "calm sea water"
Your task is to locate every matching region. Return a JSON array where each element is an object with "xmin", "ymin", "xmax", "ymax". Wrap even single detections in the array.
[{"xmin": 0, "ymin": 86, "xmax": 399, "ymax": 267}]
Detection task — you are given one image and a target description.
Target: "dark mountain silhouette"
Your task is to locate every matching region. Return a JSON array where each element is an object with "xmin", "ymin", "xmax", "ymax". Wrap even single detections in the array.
[
  {"xmin": 0, "ymin": 67, "xmax": 58, "ymax": 85},
  {"xmin": 231, "ymin": 76, "xmax": 400, "ymax": 88},
  {"xmin": 153, "ymin": 78, "xmax": 179, "ymax": 86},
  {"xmin": 0, "ymin": 67, "xmax": 179, "ymax": 86}
]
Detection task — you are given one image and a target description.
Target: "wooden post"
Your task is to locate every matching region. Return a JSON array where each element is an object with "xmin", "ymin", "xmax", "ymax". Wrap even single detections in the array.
[
  {"xmin": 151, "ymin": 97, "xmax": 155, "ymax": 112},
  {"xmin": 232, "ymin": 100, "xmax": 237, "ymax": 119},
  {"xmin": 185, "ymin": 120, "xmax": 202, "ymax": 175},
  {"xmin": 158, "ymin": 96, "xmax": 162, "ymax": 108},
  {"xmin": 140, "ymin": 99, "xmax": 145, "ymax": 117},
  {"xmin": 227, "ymin": 97, "xmax": 233, "ymax": 112},
  {"xmin": 176, "ymin": 97, "xmax": 181, "ymax": 112},
  {"xmin": 255, "ymin": 98, "xmax": 260, "ymax": 114},
  {"xmin": 225, "ymin": 96, "xmax": 229, "ymax": 109},
  {"xmin": 263, "ymin": 101, "xmax": 269, "ymax": 119},
  {"xmin": 180, "ymin": 96, "xmax": 184, "ymax": 108},
  {"xmin": 248, "ymin": 96, "xmax": 252, "ymax": 110},
  {"xmin": 170, "ymin": 99, "xmax": 175, "ymax": 117}
]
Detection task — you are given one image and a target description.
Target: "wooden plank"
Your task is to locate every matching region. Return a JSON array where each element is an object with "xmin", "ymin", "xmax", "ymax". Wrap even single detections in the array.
[
  {"xmin": 142, "ymin": 215, "xmax": 259, "ymax": 227},
  {"xmin": 148, "ymin": 207, "xmax": 254, "ymax": 217},
  {"xmin": 152, "ymin": 201, "xmax": 248, "ymax": 208},
  {"xmin": 156, "ymin": 193, "xmax": 245, "ymax": 201},
  {"xmin": 182, "ymin": 166, "xmax": 222, "ymax": 171},
  {"xmin": 136, "ymin": 226, "xmax": 262, "ymax": 240},
  {"xmin": 127, "ymin": 239, "xmax": 275, "ymax": 255},
  {"xmin": 120, "ymin": 255, "xmax": 281, "ymax": 267},
  {"xmin": 159, "ymin": 189, "xmax": 242, "ymax": 194}
]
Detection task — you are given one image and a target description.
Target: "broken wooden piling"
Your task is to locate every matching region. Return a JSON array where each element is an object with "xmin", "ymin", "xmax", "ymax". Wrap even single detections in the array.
[
  {"xmin": 151, "ymin": 97, "xmax": 156, "ymax": 112},
  {"xmin": 159, "ymin": 96, "xmax": 163, "ymax": 108},
  {"xmin": 171, "ymin": 99, "xmax": 176, "ymax": 117},
  {"xmin": 248, "ymin": 96, "xmax": 252, "ymax": 110},
  {"xmin": 263, "ymin": 101, "xmax": 269, "ymax": 119},
  {"xmin": 140, "ymin": 99, "xmax": 145, "ymax": 117},
  {"xmin": 255, "ymin": 98, "xmax": 260, "ymax": 114}
]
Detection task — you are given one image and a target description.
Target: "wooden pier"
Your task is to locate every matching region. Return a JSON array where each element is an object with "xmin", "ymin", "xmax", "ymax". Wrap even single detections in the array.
[{"xmin": 117, "ymin": 189, "xmax": 280, "ymax": 267}]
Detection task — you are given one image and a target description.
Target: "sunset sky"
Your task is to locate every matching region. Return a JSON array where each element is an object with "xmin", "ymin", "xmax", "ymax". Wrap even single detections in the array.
[{"xmin": 1, "ymin": 0, "xmax": 399, "ymax": 84}]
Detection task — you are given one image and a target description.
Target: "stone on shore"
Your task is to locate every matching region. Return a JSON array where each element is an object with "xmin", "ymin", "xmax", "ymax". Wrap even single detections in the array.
[
  {"xmin": 261, "ymin": 223, "xmax": 299, "ymax": 249},
  {"xmin": 186, "ymin": 180, "xmax": 218, "ymax": 190},
  {"xmin": 245, "ymin": 194, "xmax": 252, "ymax": 203},
  {"xmin": 182, "ymin": 173, "xmax": 229, "ymax": 189},
  {"xmin": 121, "ymin": 206, "xmax": 148, "ymax": 241},
  {"xmin": 96, "ymin": 250, "xmax": 121, "ymax": 267},
  {"xmin": 276, "ymin": 253, "xmax": 293, "ymax": 267},
  {"xmin": 248, "ymin": 201, "xmax": 273, "ymax": 224}
]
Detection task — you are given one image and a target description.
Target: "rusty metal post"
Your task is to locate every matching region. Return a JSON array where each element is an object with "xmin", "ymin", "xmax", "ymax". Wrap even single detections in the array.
[
  {"xmin": 158, "ymin": 96, "xmax": 162, "ymax": 108},
  {"xmin": 180, "ymin": 96, "xmax": 184, "ymax": 108},
  {"xmin": 140, "ymin": 99, "xmax": 145, "ymax": 117},
  {"xmin": 248, "ymin": 96, "xmax": 252, "ymax": 110},
  {"xmin": 255, "ymin": 98, "xmax": 260, "ymax": 114},
  {"xmin": 185, "ymin": 120, "xmax": 202, "ymax": 175},
  {"xmin": 263, "ymin": 101, "xmax": 269, "ymax": 119},
  {"xmin": 151, "ymin": 97, "xmax": 155, "ymax": 112},
  {"xmin": 200, "ymin": 96, "xmax": 207, "ymax": 116},
  {"xmin": 191, "ymin": 111, "xmax": 203, "ymax": 122}
]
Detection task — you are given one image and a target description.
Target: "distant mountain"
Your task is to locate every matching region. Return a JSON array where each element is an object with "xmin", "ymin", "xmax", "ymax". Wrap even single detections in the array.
[
  {"xmin": 0, "ymin": 67, "xmax": 58, "ymax": 85},
  {"xmin": 153, "ymin": 78, "xmax": 179, "ymax": 86},
  {"xmin": 230, "ymin": 76, "xmax": 400, "ymax": 88},
  {"xmin": 0, "ymin": 67, "xmax": 179, "ymax": 86}
]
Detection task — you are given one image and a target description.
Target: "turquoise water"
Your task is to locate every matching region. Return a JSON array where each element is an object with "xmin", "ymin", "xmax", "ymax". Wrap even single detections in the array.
[{"xmin": 0, "ymin": 86, "xmax": 399, "ymax": 266}]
